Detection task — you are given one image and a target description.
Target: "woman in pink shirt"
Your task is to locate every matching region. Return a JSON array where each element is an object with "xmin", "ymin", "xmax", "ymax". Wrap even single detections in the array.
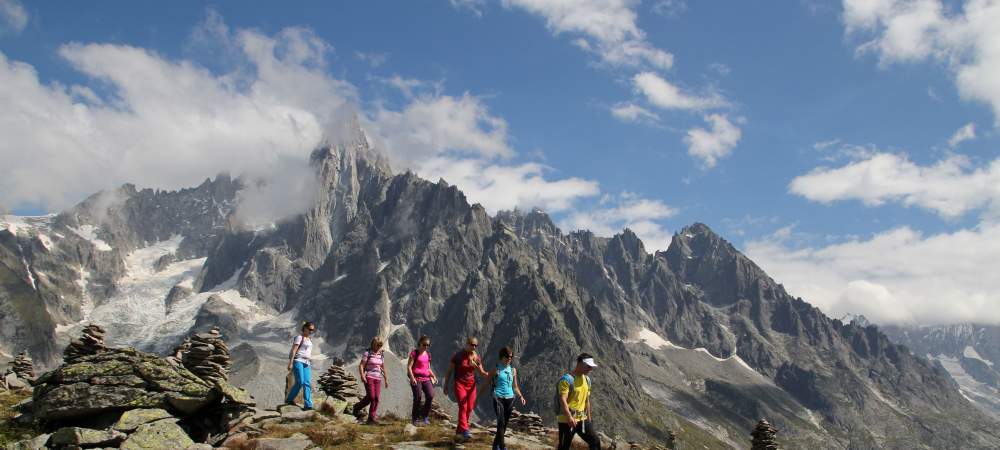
[
  {"xmin": 352, "ymin": 336, "xmax": 389, "ymax": 424},
  {"xmin": 407, "ymin": 335, "xmax": 438, "ymax": 426}
]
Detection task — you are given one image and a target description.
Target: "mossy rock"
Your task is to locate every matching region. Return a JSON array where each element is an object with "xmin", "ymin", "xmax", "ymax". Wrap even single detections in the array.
[
  {"xmin": 120, "ymin": 419, "xmax": 194, "ymax": 450},
  {"xmin": 113, "ymin": 408, "xmax": 174, "ymax": 432}
]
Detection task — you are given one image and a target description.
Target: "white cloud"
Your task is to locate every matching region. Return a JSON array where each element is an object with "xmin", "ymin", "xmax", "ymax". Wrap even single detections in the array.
[
  {"xmin": 501, "ymin": 0, "xmax": 674, "ymax": 70},
  {"xmin": 633, "ymin": 72, "xmax": 726, "ymax": 111},
  {"xmin": 368, "ymin": 93, "xmax": 514, "ymax": 166},
  {"xmin": 651, "ymin": 0, "xmax": 687, "ymax": 17},
  {"xmin": 415, "ymin": 157, "xmax": 600, "ymax": 214},
  {"xmin": 372, "ymin": 74, "xmax": 442, "ymax": 99},
  {"xmin": 947, "ymin": 122, "xmax": 976, "ymax": 147},
  {"xmin": 562, "ymin": 192, "xmax": 677, "ymax": 250},
  {"xmin": 0, "ymin": 0, "xmax": 27, "ymax": 35},
  {"xmin": 842, "ymin": 0, "xmax": 1000, "ymax": 123},
  {"xmin": 355, "ymin": 51, "xmax": 389, "ymax": 67},
  {"xmin": 746, "ymin": 222, "xmax": 1000, "ymax": 325},
  {"xmin": 0, "ymin": 14, "xmax": 523, "ymax": 227},
  {"xmin": 684, "ymin": 114, "xmax": 742, "ymax": 168},
  {"xmin": 451, "ymin": 0, "xmax": 487, "ymax": 16},
  {"xmin": 789, "ymin": 152, "xmax": 1000, "ymax": 219},
  {"xmin": 610, "ymin": 102, "xmax": 660, "ymax": 123}
]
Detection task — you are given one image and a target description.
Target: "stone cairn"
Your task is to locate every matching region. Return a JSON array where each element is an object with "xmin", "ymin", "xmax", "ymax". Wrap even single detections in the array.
[
  {"xmin": 751, "ymin": 418, "xmax": 779, "ymax": 450},
  {"xmin": 63, "ymin": 324, "xmax": 107, "ymax": 361},
  {"xmin": 10, "ymin": 351, "xmax": 35, "ymax": 379},
  {"xmin": 182, "ymin": 327, "xmax": 231, "ymax": 384},
  {"xmin": 508, "ymin": 409, "xmax": 547, "ymax": 436},
  {"xmin": 317, "ymin": 358, "xmax": 360, "ymax": 401},
  {"xmin": 166, "ymin": 337, "xmax": 192, "ymax": 367}
]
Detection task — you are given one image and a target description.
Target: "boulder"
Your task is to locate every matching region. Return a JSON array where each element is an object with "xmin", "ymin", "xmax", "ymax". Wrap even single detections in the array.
[
  {"xmin": 120, "ymin": 419, "xmax": 194, "ymax": 450},
  {"xmin": 113, "ymin": 408, "xmax": 173, "ymax": 432},
  {"xmin": 249, "ymin": 435, "xmax": 313, "ymax": 450},
  {"xmin": 278, "ymin": 404, "xmax": 302, "ymax": 414},
  {"xmin": 6, "ymin": 372, "xmax": 28, "ymax": 390},
  {"xmin": 32, "ymin": 348, "xmax": 213, "ymax": 421},
  {"xmin": 8, "ymin": 433, "xmax": 51, "ymax": 450},
  {"xmin": 48, "ymin": 427, "xmax": 126, "ymax": 447}
]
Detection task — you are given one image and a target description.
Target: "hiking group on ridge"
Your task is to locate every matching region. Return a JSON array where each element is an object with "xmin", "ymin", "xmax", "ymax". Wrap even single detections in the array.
[{"xmin": 285, "ymin": 321, "xmax": 602, "ymax": 449}]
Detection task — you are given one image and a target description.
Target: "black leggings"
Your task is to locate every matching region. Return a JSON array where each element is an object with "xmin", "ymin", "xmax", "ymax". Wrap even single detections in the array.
[
  {"xmin": 557, "ymin": 420, "xmax": 601, "ymax": 450},
  {"xmin": 492, "ymin": 396, "xmax": 514, "ymax": 448}
]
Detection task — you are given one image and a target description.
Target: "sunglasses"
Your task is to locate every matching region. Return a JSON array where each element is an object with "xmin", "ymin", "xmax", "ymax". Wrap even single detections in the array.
[
  {"xmin": 420, "ymin": 343, "xmax": 430, "ymax": 347},
  {"xmin": 307, "ymin": 328, "xmax": 316, "ymax": 332},
  {"xmin": 469, "ymin": 343, "xmax": 478, "ymax": 347}
]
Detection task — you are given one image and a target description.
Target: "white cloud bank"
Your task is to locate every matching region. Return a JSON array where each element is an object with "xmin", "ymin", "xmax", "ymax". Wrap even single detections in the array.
[
  {"xmin": 562, "ymin": 192, "xmax": 677, "ymax": 250},
  {"xmin": 789, "ymin": 152, "xmax": 1000, "ymax": 219},
  {"xmin": 842, "ymin": 0, "xmax": 1000, "ymax": 123},
  {"xmin": 1, "ymin": 11, "xmax": 677, "ymax": 243},
  {"xmin": 747, "ymin": 223, "xmax": 1000, "ymax": 325}
]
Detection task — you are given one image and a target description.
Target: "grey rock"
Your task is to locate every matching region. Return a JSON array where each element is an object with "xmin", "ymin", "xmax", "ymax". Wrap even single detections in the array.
[
  {"xmin": 48, "ymin": 427, "xmax": 126, "ymax": 447},
  {"xmin": 120, "ymin": 419, "xmax": 194, "ymax": 450},
  {"xmin": 8, "ymin": 433, "xmax": 50, "ymax": 450},
  {"xmin": 113, "ymin": 408, "xmax": 174, "ymax": 432},
  {"xmin": 278, "ymin": 404, "xmax": 302, "ymax": 414},
  {"xmin": 280, "ymin": 410, "xmax": 319, "ymax": 422},
  {"xmin": 248, "ymin": 436, "xmax": 312, "ymax": 450}
]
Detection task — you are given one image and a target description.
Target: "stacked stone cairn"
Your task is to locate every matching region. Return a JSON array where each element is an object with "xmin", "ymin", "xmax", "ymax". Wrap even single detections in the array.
[
  {"xmin": 10, "ymin": 351, "xmax": 35, "ymax": 379},
  {"xmin": 508, "ymin": 409, "xmax": 547, "ymax": 436},
  {"xmin": 751, "ymin": 418, "xmax": 779, "ymax": 450},
  {"xmin": 166, "ymin": 337, "xmax": 192, "ymax": 367},
  {"xmin": 317, "ymin": 358, "xmax": 360, "ymax": 401},
  {"xmin": 182, "ymin": 327, "xmax": 231, "ymax": 384},
  {"xmin": 63, "ymin": 324, "xmax": 107, "ymax": 361}
]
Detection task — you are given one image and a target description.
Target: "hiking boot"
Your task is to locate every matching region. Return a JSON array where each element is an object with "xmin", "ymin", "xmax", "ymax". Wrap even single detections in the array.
[
  {"xmin": 461, "ymin": 431, "xmax": 472, "ymax": 441},
  {"xmin": 422, "ymin": 418, "xmax": 431, "ymax": 426}
]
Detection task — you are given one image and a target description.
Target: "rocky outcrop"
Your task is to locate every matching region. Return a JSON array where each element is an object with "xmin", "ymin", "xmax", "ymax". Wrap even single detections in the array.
[{"xmin": 32, "ymin": 347, "xmax": 215, "ymax": 421}]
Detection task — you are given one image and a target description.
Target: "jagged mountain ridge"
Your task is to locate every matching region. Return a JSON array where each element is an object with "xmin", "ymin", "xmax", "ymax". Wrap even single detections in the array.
[
  {"xmin": 1, "ymin": 126, "xmax": 999, "ymax": 448},
  {"xmin": 881, "ymin": 322, "xmax": 1000, "ymax": 420}
]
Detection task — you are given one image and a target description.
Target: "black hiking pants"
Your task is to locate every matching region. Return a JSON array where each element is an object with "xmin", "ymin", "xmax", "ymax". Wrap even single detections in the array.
[
  {"xmin": 492, "ymin": 396, "xmax": 514, "ymax": 449},
  {"xmin": 557, "ymin": 420, "xmax": 601, "ymax": 450}
]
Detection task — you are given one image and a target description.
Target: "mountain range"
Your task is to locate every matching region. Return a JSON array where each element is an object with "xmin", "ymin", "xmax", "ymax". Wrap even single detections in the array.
[{"xmin": 2, "ymin": 122, "xmax": 998, "ymax": 449}]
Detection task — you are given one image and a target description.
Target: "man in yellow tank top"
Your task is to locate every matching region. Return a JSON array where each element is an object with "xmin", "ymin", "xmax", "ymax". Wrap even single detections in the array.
[{"xmin": 557, "ymin": 353, "xmax": 601, "ymax": 450}]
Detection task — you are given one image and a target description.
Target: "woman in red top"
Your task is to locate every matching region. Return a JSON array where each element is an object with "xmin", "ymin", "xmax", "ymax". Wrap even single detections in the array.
[
  {"xmin": 444, "ymin": 336, "xmax": 489, "ymax": 441},
  {"xmin": 407, "ymin": 335, "xmax": 438, "ymax": 426}
]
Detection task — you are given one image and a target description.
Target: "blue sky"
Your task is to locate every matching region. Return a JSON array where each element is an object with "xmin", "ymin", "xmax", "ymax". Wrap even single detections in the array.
[{"xmin": 2, "ymin": 0, "xmax": 999, "ymax": 326}]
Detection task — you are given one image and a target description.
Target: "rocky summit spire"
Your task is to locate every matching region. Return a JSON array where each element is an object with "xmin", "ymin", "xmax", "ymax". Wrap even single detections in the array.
[{"xmin": 751, "ymin": 418, "xmax": 779, "ymax": 450}]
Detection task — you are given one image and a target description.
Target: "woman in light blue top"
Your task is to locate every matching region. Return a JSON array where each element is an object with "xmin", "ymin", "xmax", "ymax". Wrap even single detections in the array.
[{"xmin": 487, "ymin": 346, "xmax": 525, "ymax": 450}]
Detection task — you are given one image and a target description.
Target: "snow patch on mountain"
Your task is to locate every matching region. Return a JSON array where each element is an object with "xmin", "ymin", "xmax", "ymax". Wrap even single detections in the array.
[
  {"xmin": 932, "ymin": 354, "xmax": 1000, "ymax": 419},
  {"xmin": 965, "ymin": 345, "xmax": 994, "ymax": 367},
  {"xmin": 627, "ymin": 327, "xmax": 762, "ymax": 377},
  {"xmin": 69, "ymin": 224, "xmax": 112, "ymax": 251},
  {"xmin": 82, "ymin": 235, "xmax": 204, "ymax": 346}
]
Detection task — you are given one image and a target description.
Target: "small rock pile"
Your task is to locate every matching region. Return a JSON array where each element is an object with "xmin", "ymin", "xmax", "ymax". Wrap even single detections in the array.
[
  {"xmin": 508, "ymin": 409, "xmax": 547, "ymax": 436},
  {"xmin": 166, "ymin": 338, "xmax": 192, "ymax": 367},
  {"xmin": 751, "ymin": 418, "xmax": 779, "ymax": 450},
  {"xmin": 10, "ymin": 351, "xmax": 35, "ymax": 379},
  {"xmin": 317, "ymin": 359, "xmax": 360, "ymax": 401},
  {"xmin": 182, "ymin": 327, "xmax": 231, "ymax": 384},
  {"xmin": 63, "ymin": 324, "xmax": 107, "ymax": 361}
]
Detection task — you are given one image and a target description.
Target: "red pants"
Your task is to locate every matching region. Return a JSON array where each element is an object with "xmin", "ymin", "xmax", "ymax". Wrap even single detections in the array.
[
  {"xmin": 454, "ymin": 379, "xmax": 477, "ymax": 433},
  {"xmin": 353, "ymin": 377, "xmax": 382, "ymax": 421}
]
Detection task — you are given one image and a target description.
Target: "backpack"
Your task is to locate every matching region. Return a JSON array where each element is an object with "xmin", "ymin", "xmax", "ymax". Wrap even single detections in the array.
[{"xmin": 552, "ymin": 373, "xmax": 591, "ymax": 416}]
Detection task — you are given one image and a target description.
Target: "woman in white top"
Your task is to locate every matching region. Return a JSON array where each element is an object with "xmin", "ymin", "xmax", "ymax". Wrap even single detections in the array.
[{"xmin": 286, "ymin": 321, "xmax": 316, "ymax": 410}]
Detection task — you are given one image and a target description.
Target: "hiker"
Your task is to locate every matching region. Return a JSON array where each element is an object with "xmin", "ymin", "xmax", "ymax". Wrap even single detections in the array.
[
  {"xmin": 353, "ymin": 336, "xmax": 390, "ymax": 424},
  {"xmin": 408, "ymin": 335, "xmax": 438, "ymax": 426},
  {"xmin": 444, "ymin": 336, "xmax": 489, "ymax": 441},
  {"xmin": 556, "ymin": 353, "xmax": 601, "ymax": 450},
  {"xmin": 285, "ymin": 321, "xmax": 316, "ymax": 410},
  {"xmin": 487, "ymin": 346, "xmax": 525, "ymax": 450}
]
